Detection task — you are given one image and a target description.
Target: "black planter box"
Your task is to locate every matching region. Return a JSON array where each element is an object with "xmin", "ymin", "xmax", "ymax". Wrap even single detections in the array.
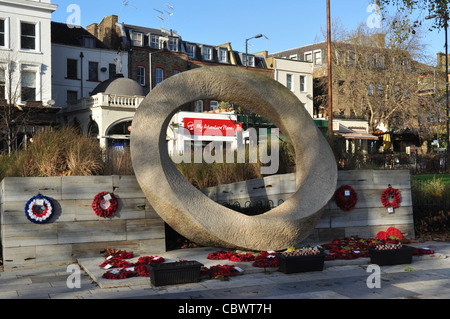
[
  {"xmin": 277, "ymin": 253, "xmax": 326, "ymax": 274},
  {"xmin": 368, "ymin": 246, "xmax": 414, "ymax": 266},
  {"xmin": 147, "ymin": 261, "xmax": 203, "ymax": 287}
]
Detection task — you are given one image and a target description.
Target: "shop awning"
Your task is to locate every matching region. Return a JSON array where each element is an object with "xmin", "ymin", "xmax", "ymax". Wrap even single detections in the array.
[{"xmin": 336, "ymin": 132, "xmax": 379, "ymax": 140}]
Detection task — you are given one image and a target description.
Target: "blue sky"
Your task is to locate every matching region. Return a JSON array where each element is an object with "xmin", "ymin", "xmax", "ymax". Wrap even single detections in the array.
[{"xmin": 51, "ymin": 0, "xmax": 444, "ymax": 64}]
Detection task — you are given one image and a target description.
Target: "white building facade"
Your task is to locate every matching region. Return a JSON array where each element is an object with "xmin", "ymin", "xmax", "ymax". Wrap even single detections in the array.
[
  {"xmin": 0, "ymin": 0, "xmax": 57, "ymax": 106},
  {"xmin": 267, "ymin": 57, "xmax": 314, "ymax": 117},
  {"xmin": 51, "ymin": 22, "xmax": 129, "ymax": 110},
  {"xmin": 63, "ymin": 76, "xmax": 145, "ymax": 149}
]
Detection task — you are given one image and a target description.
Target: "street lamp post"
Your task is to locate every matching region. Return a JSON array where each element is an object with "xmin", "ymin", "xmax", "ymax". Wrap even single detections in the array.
[
  {"xmin": 80, "ymin": 52, "xmax": 84, "ymax": 98},
  {"xmin": 327, "ymin": 0, "xmax": 333, "ymax": 137},
  {"xmin": 445, "ymin": 24, "xmax": 449, "ymax": 157},
  {"xmin": 245, "ymin": 34, "xmax": 263, "ymax": 70}
]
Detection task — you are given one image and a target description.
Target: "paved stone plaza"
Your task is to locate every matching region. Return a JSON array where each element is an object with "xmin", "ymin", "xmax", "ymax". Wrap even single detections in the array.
[{"xmin": 0, "ymin": 241, "xmax": 449, "ymax": 301}]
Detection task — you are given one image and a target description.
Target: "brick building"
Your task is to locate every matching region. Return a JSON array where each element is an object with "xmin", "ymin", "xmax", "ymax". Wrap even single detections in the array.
[
  {"xmin": 269, "ymin": 35, "xmax": 395, "ymax": 118},
  {"xmin": 87, "ymin": 15, "xmax": 272, "ymax": 112}
]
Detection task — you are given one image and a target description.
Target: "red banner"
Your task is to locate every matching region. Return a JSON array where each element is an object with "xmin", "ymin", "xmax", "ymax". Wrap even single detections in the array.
[{"xmin": 183, "ymin": 118, "xmax": 236, "ymax": 136}]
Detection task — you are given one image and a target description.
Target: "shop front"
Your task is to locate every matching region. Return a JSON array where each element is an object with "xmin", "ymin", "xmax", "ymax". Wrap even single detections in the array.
[{"xmin": 167, "ymin": 111, "xmax": 240, "ymax": 158}]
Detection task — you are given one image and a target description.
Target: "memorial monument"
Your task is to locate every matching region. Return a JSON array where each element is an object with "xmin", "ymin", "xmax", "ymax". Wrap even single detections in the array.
[{"xmin": 130, "ymin": 66, "xmax": 338, "ymax": 251}]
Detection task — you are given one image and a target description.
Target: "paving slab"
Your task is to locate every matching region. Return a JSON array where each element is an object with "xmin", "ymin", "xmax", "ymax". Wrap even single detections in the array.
[
  {"xmin": 77, "ymin": 247, "xmax": 281, "ymax": 289},
  {"xmin": 77, "ymin": 245, "xmax": 447, "ymax": 290},
  {"xmin": 0, "ymin": 242, "xmax": 448, "ymax": 301}
]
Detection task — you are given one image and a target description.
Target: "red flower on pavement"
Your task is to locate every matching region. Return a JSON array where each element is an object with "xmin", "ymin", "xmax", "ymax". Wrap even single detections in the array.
[
  {"xmin": 134, "ymin": 256, "xmax": 165, "ymax": 277},
  {"xmin": 207, "ymin": 251, "xmax": 233, "ymax": 260},
  {"xmin": 229, "ymin": 253, "xmax": 255, "ymax": 262},
  {"xmin": 102, "ymin": 270, "xmax": 135, "ymax": 280},
  {"xmin": 201, "ymin": 265, "xmax": 239, "ymax": 279},
  {"xmin": 252, "ymin": 252, "xmax": 279, "ymax": 268}
]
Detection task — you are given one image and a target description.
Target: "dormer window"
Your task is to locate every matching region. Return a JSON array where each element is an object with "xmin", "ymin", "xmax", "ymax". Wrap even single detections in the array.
[
  {"xmin": 314, "ymin": 50, "xmax": 322, "ymax": 65},
  {"xmin": 187, "ymin": 43, "xmax": 196, "ymax": 59},
  {"xmin": 242, "ymin": 54, "xmax": 255, "ymax": 67},
  {"xmin": 203, "ymin": 46, "xmax": 213, "ymax": 61},
  {"xmin": 304, "ymin": 52, "xmax": 313, "ymax": 63},
  {"xmin": 150, "ymin": 34, "xmax": 159, "ymax": 49},
  {"xmin": 168, "ymin": 37, "xmax": 178, "ymax": 51},
  {"xmin": 131, "ymin": 31, "xmax": 143, "ymax": 47},
  {"xmin": 219, "ymin": 48, "xmax": 228, "ymax": 63},
  {"xmin": 82, "ymin": 37, "xmax": 95, "ymax": 48}
]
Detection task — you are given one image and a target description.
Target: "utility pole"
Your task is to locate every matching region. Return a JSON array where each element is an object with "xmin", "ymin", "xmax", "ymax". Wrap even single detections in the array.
[
  {"xmin": 445, "ymin": 23, "xmax": 449, "ymax": 158},
  {"xmin": 327, "ymin": 0, "xmax": 333, "ymax": 137},
  {"xmin": 80, "ymin": 52, "xmax": 84, "ymax": 98}
]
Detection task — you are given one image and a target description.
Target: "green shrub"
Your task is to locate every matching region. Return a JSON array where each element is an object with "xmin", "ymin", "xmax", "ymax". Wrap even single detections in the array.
[{"xmin": 424, "ymin": 176, "xmax": 446, "ymax": 198}]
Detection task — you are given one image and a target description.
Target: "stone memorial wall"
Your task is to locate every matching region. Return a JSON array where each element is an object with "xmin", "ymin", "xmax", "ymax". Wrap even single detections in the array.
[
  {"xmin": 0, "ymin": 170, "xmax": 415, "ymax": 270},
  {"xmin": 0, "ymin": 176, "xmax": 165, "ymax": 271},
  {"xmin": 202, "ymin": 170, "xmax": 415, "ymax": 241}
]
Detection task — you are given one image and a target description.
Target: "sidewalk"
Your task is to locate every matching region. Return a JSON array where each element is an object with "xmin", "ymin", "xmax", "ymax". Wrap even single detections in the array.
[{"xmin": 0, "ymin": 241, "xmax": 449, "ymax": 300}]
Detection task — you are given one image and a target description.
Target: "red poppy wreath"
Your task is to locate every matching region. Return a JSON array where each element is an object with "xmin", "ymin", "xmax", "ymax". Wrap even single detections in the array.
[
  {"xmin": 334, "ymin": 185, "xmax": 358, "ymax": 211},
  {"xmin": 92, "ymin": 192, "xmax": 118, "ymax": 218},
  {"xmin": 381, "ymin": 187, "xmax": 401, "ymax": 209}
]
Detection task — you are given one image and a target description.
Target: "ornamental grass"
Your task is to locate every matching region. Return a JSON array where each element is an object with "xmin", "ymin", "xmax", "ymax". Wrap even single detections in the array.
[
  {"xmin": 103, "ymin": 146, "xmax": 134, "ymax": 175},
  {"xmin": 173, "ymin": 140, "xmax": 296, "ymax": 189},
  {"xmin": 0, "ymin": 127, "xmax": 104, "ymax": 178},
  {"xmin": 175, "ymin": 157, "xmax": 262, "ymax": 190}
]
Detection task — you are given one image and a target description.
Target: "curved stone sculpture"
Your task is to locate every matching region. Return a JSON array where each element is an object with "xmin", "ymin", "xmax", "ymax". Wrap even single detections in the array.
[{"xmin": 130, "ymin": 66, "xmax": 337, "ymax": 251}]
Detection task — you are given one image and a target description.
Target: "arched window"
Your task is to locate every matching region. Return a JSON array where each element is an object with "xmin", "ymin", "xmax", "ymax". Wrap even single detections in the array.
[
  {"xmin": 72, "ymin": 118, "xmax": 82, "ymax": 135},
  {"xmin": 88, "ymin": 120, "xmax": 99, "ymax": 138},
  {"xmin": 107, "ymin": 120, "xmax": 133, "ymax": 136},
  {"xmin": 106, "ymin": 120, "xmax": 133, "ymax": 149}
]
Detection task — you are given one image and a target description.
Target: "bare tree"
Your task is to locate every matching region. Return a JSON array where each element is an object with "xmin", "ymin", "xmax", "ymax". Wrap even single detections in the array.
[
  {"xmin": 374, "ymin": 0, "xmax": 450, "ymax": 32},
  {"xmin": 0, "ymin": 52, "xmax": 51, "ymax": 155},
  {"xmin": 317, "ymin": 17, "xmax": 434, "ymax": 134}
]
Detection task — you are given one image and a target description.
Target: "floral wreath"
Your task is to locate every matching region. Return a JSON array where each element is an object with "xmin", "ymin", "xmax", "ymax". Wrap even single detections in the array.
[
  {"xmin": 376, "ymin": 227, "xmax": 405, "ymax": 241},
  {"xmin": 92, "ymin": 192, "xmax": 118, "ymax": 218},
  {"xmin": 334, "ymin": 185, "xmax": 358, "ymax": 211},
  {"xmin": 25, "ymin": 195, "xmax": 54, "ymax": 224},
  {"xmin": 381, "ymin": 187, "xmax": 401, "ymax": 209}
]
